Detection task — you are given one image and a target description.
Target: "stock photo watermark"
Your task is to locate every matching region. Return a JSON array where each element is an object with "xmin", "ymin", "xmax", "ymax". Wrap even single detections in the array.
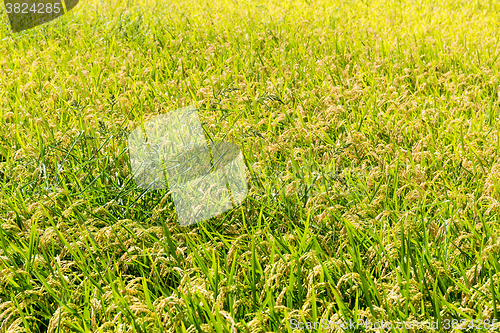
[
  {"xmin": 127, "ymin": 105, "xmax": 248, "ymax": 227},
  {"xmin": 3, "ymin": 0, "xmax": 79, "ymax": 32},
  {"xmin": 290, "ymin": 318, "xmax": 500, "ymax": 331}
]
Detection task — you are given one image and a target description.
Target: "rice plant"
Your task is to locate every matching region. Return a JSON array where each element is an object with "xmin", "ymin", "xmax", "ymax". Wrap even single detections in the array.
[{"xmin": 1, "ymin": 0, "xmax": 500, "ymax": 331}]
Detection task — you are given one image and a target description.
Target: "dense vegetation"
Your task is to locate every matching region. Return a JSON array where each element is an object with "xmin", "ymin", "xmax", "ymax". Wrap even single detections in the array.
[{"xmin": 1, "ymin": 0, "xmax": 500, "ymax": 331}]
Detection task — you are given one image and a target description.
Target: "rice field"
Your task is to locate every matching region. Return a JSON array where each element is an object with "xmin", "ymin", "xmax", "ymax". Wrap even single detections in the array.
[{"xmin": 1, "ymin": 0, "xmax": 500, "ymax": 331}]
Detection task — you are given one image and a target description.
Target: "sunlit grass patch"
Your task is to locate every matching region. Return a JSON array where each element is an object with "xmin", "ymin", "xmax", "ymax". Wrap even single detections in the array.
[{"xmin": 1, "ymin": 0, "xmax": 500, "ymax": 331}]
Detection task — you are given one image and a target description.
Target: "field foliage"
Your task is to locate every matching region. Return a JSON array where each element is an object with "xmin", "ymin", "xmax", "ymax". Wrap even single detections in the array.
[{"xmin": 1, "ymin": 0, "xmax": 500, "ymax": 331}]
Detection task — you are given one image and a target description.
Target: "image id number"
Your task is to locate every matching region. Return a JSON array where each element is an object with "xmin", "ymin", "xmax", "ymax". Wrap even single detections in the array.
[
  {"xmin": 442, "ymin": 319, "xmax": 499, "ymax": 330},
  {"xmin": 5, "ymin": 2, "xmax": 61, "ymax": 14}
]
